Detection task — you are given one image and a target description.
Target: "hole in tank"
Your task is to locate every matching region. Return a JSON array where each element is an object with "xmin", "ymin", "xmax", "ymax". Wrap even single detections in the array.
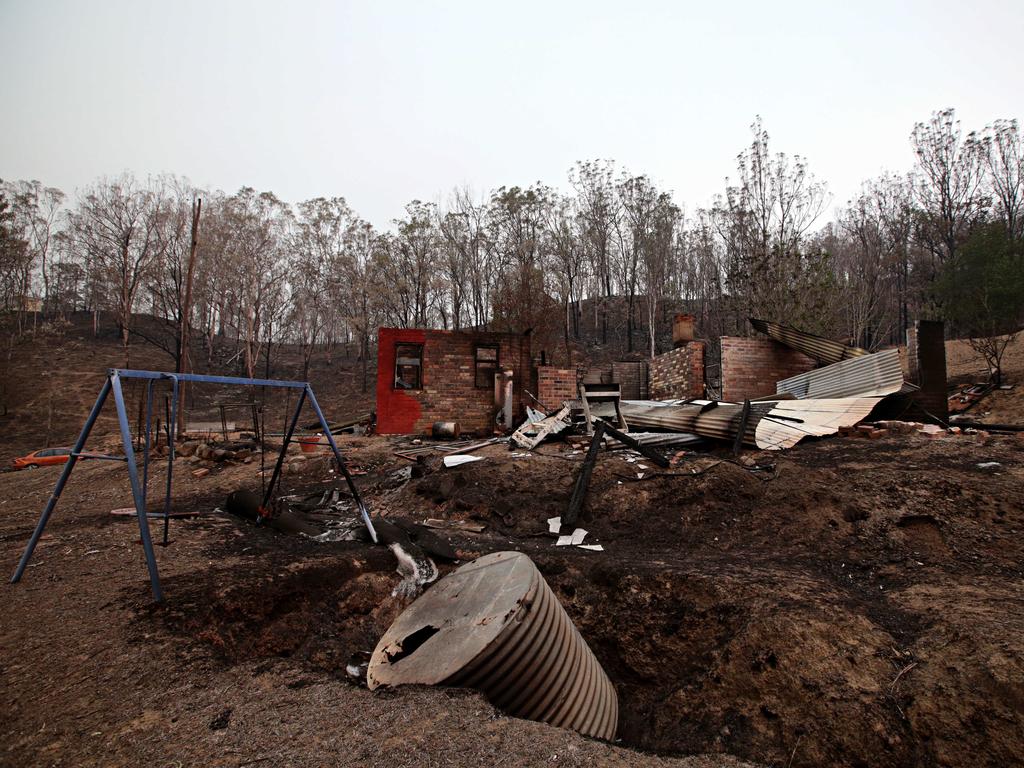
[{"xmin": 386, "ymin": 624, "xmax": 440, "ymax": 663}]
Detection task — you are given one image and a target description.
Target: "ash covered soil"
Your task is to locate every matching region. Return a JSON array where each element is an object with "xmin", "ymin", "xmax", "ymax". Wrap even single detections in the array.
[{"xmin": 2, "ymin": 430, "xmax": 1023, "ymax": 768}]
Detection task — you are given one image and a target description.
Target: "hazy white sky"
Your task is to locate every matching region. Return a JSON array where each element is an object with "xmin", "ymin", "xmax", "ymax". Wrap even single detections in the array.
[{"xmin": 2, "ymin": 0, "xmax": 1022, "ymax": 226}]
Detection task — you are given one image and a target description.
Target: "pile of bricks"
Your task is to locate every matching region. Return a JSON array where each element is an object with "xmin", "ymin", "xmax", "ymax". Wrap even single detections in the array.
[
  {"xmin": 649, "ymin": 342, "xmax": 704, "ymax": 400},
  {"xmin": 720, "ymin": 337, "xmax": 815, "ymax": 401}
]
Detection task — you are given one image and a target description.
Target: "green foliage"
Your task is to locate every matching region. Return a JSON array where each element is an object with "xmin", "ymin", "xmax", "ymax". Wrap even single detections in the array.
[
  {"xmin": 939, "ymin": 222, "xmax": 1024, "ymax": 337},
  {"xmin": 939, "ymin": 222, "xmax": 1023, "ymax": 383}
]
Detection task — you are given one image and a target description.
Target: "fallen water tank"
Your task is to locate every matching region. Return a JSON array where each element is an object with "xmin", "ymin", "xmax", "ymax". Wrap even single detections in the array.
[{"xmin": 367, "ymin": 550, "xmax": 618, "ymax": 740}]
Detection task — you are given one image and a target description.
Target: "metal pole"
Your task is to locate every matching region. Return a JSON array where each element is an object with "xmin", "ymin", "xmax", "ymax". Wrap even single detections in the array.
[
  {"xmin": 162, "ymin": 374, "xmax": 179, "ymax": 546},
  {"xmin": 262, "ymin": 387, "xmax": 307, "ymax": 510},
  {"xmin": 111, "ymin": 373, "xmax": 163, "ymax": 602},
  {"xmin": 11, "ymin": 377, "xmax": 112, "ymax": 583},
  {"xmin": 141, "ymin": 379, "xmax": 154, "ymax": 509},
  {"xmin": 305, "ymin": 385, "xmax": 377, "ymax": 543}
]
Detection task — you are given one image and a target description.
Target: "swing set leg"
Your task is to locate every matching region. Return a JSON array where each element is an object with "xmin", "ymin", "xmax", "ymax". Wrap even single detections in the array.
[
  {"xmin": 11, "ymin": 377, "xmax": 112, "ymax": 584},
  {"xmin": 162, "ymin": 375, "xmax": 180, "ymax": 546},
  {"xmin": 262, "ymin": 388, "xmax": 307, "ymax": 510},
  {"xmin": 111, "ymin": 373, "xmax": 163, "ymax": 601}
]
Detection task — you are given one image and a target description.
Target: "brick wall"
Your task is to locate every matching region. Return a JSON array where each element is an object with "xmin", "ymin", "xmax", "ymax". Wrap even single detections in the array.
[
  {"xmin": 611, "ymin": 361, "xmax": 649, "ymax": 400},
  {"xmin": 720, "ymin": 337, "xmax": 815, "ymax": 402},
  {"xmin": 376, "ymin": 328, "xmax": 531, "ymax": 435},
  {"xmin": 537, "ymin": 367, "xmax": 577, "ymax": 409},
  {"xmin": 905, "ymin": 320, "xmax": 948, "ymax": 422},
  {"xmin": 649, "ymin": 342, "xmax": 705, "ymax": 400}
]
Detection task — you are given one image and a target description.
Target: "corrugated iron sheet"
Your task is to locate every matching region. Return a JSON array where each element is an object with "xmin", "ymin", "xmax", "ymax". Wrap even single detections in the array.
[
  {"xmin": 755, "ymin": 397, "xmax": 882, "ymax": 450},
  {"xmin": 619, "ymin": 432, "xmax": 705, "ymax": 448},
  {"xmin": 621, "ymin": 396, "xmax": 882, "ymax": 450},
  {"xmin": 775, "ymin": 348, "xmax": 909, "ymax": 399},
  {"xmin": 750, "ymin": 318, "xmax": 868, "ymax": 364},
  {"xmin": 620, "ymin": 401, "xmax": 771, "ymax": 447}
]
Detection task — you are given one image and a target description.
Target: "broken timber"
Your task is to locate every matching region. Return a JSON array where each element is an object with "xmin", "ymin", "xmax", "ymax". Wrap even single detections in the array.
[
  {"xmin": 596, "ymin": 418, "xmax": 670, "ymax": 468},
  {"xmin": 564, "ymin": 421, "xmax": 605, "ymax": 528},
  {"xmin": 511, "ymin": 405, "xmax": 571, "ymax": 450},
  {"xmin": 732, "ymin": 399, "xmax": 752, "ymax": 456}
]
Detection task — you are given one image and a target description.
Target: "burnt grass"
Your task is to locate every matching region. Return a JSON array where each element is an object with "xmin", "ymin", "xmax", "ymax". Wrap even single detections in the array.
[{"xmin": 2, "ymin": 429, "xmax": 1024, "ymax": 768}]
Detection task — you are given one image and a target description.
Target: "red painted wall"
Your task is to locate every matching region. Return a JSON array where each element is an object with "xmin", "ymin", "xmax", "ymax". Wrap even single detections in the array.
[
  {"xmin": 376, "ymin": 327, "xmax": 427, "ymax": 434},
  {"xmin": 376, "ymin": 327, "xmax": 531, "ymax": 435}
]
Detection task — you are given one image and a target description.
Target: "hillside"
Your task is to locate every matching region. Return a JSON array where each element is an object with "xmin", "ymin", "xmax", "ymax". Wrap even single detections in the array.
[{"xmin": 0, "ymin": 312, "xmax": 376, "ymax": 465}]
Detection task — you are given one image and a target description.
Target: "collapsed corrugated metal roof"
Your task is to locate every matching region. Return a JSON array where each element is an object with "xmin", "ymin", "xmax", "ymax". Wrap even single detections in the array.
[
  {"xmin": 775, "ymin": 348, "xmax": 912, "ymax": 399},
  {"xmin": 754, "ymin": 397, "xmax": 882, "ymax": 450},
  {"xmin": 619, "ymin": 396, "xmax": 884, "ymax": 451},
  {"xmin": 750, "ymin": 318, "xmax": 868, "ymax": 364},
  {"xmin": 619, "ymin": 400, "xmax": 770, "ymax": 447}
]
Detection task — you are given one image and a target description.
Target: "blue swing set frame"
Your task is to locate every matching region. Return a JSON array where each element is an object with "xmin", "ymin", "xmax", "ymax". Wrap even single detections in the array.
[{"xmin": 9, "ymin": 369, "xmax": 377, "ymax": 602}]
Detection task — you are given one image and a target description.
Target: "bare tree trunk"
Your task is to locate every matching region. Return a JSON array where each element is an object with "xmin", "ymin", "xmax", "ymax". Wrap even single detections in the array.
[{"xmin": 177, "ymin": 198, "xmax": 201, "ymax": 436}]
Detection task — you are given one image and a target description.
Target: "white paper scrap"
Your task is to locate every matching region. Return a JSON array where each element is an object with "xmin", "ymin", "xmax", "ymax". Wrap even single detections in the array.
[
  {"xmin": 577, "ymin": 544, "xmax": 604, "ymax": 551},
  {"xmin": 547, "ymin": 516, "xmax": 562, "ymax": 533},
  {"xmin": 443, "ymin": 455, "xmax": 485, "ymax": 468},
  {"xmin": 556, "ymin": 528, "xmax": 588, "ymax": 546},
  {"xmin": 637, "ymin": 473, "xmax": 645, "ymax": 479}
]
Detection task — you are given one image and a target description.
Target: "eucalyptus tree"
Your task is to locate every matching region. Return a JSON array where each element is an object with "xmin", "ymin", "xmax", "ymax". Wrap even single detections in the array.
[
  {"xmin": 616, "ymin": 173, "xmax": 659, "ymax": 352},
  {"xmin": 910, "ymin": 109, "xmax": 986, "ymax": 269},
  {"xmin": 973, "ymin": 119, "xmax": 1023, "ymax": 240},
  {"xmin": 291, "ymin": 196, "xmax": 353, "ymax": 377},
  {"xmin": 569, "ymin": 160, "xmax": 619, "ymax": 342},
  {"xmin": 544, "ymin": 193, "xmax": 587, "ymax": 362},
  {"xmin": 2, "ymin": 180, "xmax": 65, "ymax": 317},
  {"xmin": 220, "ymin": 187, "xmax": 292, "ymax": 378},
  {"xmin": 486, "ymin": 184, "xmax": 553, "ymax": 334},
  {"xmin": 66, "ymin": 174, "xmax": 167, "ymax": 366},
  {"xmin": 835, "ymin": 174, "xmax": 914, "ymax": 348},
  {"xmin": 714, "ymin": 117, "xmax": 829, "ymax": 326}
]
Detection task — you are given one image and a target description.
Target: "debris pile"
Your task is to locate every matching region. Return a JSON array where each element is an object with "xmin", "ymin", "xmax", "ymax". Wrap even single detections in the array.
[{"xmin": 511, "ymin": 319, "xmax": 937, "ymax": 458}]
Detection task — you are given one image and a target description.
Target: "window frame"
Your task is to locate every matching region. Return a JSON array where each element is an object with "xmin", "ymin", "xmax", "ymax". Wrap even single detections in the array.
[
  {"xmin": 474, "ymin": 344, "xmax": 500, "ymax": 389},
  {"xmin": 393, "ymin": 343, "xmax": 424, "ymax": 390}
]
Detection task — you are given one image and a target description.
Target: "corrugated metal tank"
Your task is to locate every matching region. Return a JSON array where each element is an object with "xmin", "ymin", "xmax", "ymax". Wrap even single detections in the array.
[{"xmin": 367, "ymin": 551, "xmax": 619, "ymax": 740}]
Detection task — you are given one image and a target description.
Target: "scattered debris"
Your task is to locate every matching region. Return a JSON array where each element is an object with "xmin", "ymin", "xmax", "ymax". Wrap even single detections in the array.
[
  {"xmin": 948, "ymin": 383, "xmax": 995, "ymax": 414},
  {"xmin": 443, "ymin": 455, "xmax": 484, "ymax": 468},
  {"xmin": 597, "ymin": 419, "xmax": 670, "ymax": 468},
  {"xmin": 510, "ymin": 405, "xmax": 571, "ymax": 449},
  {"xmin": 422, "ymin": 519, "xmax": 486, "ymax": 533},
  {"xmin": 431, "ymin": 421, "xmax": 460, "ymax": 438},
  {"xmin": 109, "ymin": 507, "xmax": 197, "ymax": 519},
  {"xmin": 556, "ymin": 528, "xmax": 588, "ymax": 546}
]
